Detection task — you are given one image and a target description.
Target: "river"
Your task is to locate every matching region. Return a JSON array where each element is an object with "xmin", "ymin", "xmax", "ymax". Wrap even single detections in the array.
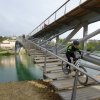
[
  {"xmin": 0, "ymin": 54, "xmax": 43, "ymax": 83},
  {"xmin": 0, "ymin": 52, "xmax": 100, "ymax": 83}
]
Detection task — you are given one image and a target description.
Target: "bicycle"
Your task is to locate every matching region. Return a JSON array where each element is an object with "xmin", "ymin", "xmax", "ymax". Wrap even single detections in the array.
[{"xmin": 62, "ymin": 51, "xmax": 88, "ymax": 85}]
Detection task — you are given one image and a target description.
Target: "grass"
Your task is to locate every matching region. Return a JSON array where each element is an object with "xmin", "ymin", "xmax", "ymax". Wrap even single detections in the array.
[
  {"xmin": 0, "ymin": 80, "xmax": 61, "ymax": 100},
  {"xmin": 0, "ymin": 50, "xmax": 15, "ymax": 56}
]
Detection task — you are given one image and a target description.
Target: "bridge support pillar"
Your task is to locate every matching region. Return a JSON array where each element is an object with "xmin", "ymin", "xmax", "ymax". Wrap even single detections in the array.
[{"xmin": 83, "ymin": 21, "xmax": 88, "ymax": 51}]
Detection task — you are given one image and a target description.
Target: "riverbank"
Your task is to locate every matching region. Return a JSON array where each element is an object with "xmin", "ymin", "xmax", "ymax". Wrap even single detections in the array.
[
  {"xmin": 0, "ymin": 50, "xmax": 15, "ymax": 56},
  {"xmin": 0, "ymin": 80, "xmax": 61, "ymax": 100}
]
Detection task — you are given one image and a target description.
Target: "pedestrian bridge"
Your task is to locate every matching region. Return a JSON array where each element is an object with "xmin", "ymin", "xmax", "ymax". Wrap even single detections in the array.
[{"xmin": 16, "ymin": 0, "xmax": 100, "ymax": 100}]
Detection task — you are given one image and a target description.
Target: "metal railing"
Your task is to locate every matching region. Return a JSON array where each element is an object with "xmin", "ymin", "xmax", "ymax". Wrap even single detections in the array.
[
  {"xmin": 26, "ymin": 39, "xmax": 100, "ymax": 100},
  {"xmin": 17, "ymin": 37, "xmax": 100, "ymax": 100},
  {"xmin": 28, "ymin": 40, "xmax": 100, "ymax": 81},
  {"xmin": 29, "ymin": 0, "xmax": 87, "ymax": 36}
]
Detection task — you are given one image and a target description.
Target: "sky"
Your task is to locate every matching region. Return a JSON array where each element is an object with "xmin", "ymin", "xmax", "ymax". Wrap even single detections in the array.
[
  {"xmin": 0, "ymin": 0, "xmax": 100, "ymax": 40},
  {"xmin": 0, "ymin": 0, "xmax": 66, "ymax": 36}
]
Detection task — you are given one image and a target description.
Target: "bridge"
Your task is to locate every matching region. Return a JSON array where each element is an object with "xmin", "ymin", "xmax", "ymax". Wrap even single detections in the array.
[{"xmin": 16, "ymin": 0, "xmax": 100, "ymax": 100}]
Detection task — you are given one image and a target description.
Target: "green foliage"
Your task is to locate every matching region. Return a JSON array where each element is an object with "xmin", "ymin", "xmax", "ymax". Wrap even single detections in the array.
[
  {"xmin": 0, "ymin": 51, "xmax": 15, "ymax": 56},
  {"xmin": 0, "ymin": 36, "xmax": 12, "ymax": 42},
  {"xmin": 0, "ymin": 49, "xmax": 5, "ymax": 52},
  {"xmin": 57, "ymin": 38, "xmax": 100, "ymax": 51},
  {"xmin": 58, "ymin": 38, "xmax": 65, "ymax": 43},
  {"xmin": 0, "ymin": 36, "xmax": 8, "ymax": 42},
  {"xmin": 87, "ymin": 40, "xmax": 100, "ymax": 51}
]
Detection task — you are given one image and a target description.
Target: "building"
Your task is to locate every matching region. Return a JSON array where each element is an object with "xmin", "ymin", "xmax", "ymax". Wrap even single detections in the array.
[{"xmin": 0, "ymin": 39, "xmax": 15, "ymax": 49}]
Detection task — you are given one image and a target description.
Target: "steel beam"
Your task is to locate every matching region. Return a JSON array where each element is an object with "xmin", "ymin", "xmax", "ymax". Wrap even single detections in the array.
[
  {"xmin": 80, "ymin": 28, "xmax": 100, "ymax": 42},
  {"xmin": 62, "ymin": 23, "xmax": 82, "ymax": 44},
  {"xmin": 57, "ymin": 23, "xmax": 82, "ymax": 51},
  {"xmin": 59, "ymin": 28, "xmax": 100, "ymax": 53},
  {"xmin": 83, "ymin": 55, "xmax": 100, "ymax": 66},
  {"xmin": 80, "ymin": 59, "xmax": 100, "ymax": 70}
]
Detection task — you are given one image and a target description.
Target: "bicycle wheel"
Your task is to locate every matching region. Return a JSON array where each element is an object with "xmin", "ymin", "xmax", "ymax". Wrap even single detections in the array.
[
  {"xmin": 78, "ymin": 66, "xmax": 88, "ymax": 85},
  {"xmin": 62, "ymin": 65, "xmax": 71, "ymax": 75}
]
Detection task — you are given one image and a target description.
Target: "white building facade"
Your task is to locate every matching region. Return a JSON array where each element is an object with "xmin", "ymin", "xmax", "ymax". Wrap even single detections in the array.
[{"xmin": 0, "ymin": 40, "xmax": 15, "ymax": 49}]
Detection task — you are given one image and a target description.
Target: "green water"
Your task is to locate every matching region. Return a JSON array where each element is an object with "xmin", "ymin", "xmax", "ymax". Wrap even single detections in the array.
[
  {"xmin": 0, "ymin": 52, "xmax": 99, "ymax": 83},
  {"xmin": 0, "ymin": 54, "xmax": 43, "ymax": 83}
]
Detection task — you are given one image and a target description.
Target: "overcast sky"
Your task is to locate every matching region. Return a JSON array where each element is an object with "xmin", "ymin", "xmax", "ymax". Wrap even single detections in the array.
[
  {"xmin": 0, "ymin": 0, "xmax": 100, "ymax": 39},
  {"xmin": 0, "ymin": 0, "xmax": 66, "ymax": 36}
]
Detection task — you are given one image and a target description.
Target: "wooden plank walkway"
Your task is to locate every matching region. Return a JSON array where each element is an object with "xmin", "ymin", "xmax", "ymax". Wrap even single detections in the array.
[
  {"xmin": 58, "ymin": 85, "xmax": 100, "ymax": 100},
  {"xmin": 45, "ymin": 72, "xmax": 67, "ymax": 80},
  {"xmin": 35, "ymin": 59, "xmax": 60, "ymax": 64},
  {"xmin": 36, "ymin": 62, "xmax": 62, "ymax": 67},
  {"xmin": 46, "ymin": 66, "xmax": 62, "ymax": 73},
  {"xmin": 26, "ymin": 47, "xmax": 100, "ymax": 100},
  {"xmin": 51, "ymin": 78, "xmax": 95, "ymax": 91}
]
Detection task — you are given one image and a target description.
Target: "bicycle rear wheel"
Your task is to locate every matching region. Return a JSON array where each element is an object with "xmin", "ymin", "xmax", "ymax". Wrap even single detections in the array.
[{"xmin": 78, "ymin": 66, "xmax": 88, "ymax": 85}]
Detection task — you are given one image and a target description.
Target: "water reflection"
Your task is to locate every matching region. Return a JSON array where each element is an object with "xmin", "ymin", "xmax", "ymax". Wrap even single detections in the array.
[
  {"xmin": 0, "ymin": 56, "xmax": 15, "ymax": 67},
  {"xmin": 0, "ymin": 55, "xmax": 18, "ymax": 82},
  {"xmin": 0, "ymin": 55, "xmax": 43, "ymax": 83},
  {"xmin": 15, "ymin": 55, "xmax": 43, "ymax": 81}
]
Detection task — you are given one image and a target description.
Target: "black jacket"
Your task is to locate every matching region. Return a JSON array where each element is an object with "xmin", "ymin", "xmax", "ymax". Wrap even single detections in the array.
[{"xmin": 66, "ymin": 44, "xmax": 81, "ymax": 58}]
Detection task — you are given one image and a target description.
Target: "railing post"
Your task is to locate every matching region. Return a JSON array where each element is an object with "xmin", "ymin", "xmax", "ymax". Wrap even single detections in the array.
[
  {"xmin": 55, "ymin": 12, "xmax": 56, "ymax": 21},
  {"xmin": 64, "ymin": 4, "xmax": 67, "ymax": 15},
  {"xmin": 62, "ymin": 61, "xmax": 64, "ymax": 69},
  {"xmin": 44, "ymin": 43, "xmax": 47, "ymax": 74},
  {"xmin": 55, "ymin": 44, "xmax": 57, "ymax": 55},
  {"xmin": 55, "ymin": 36, "xmax": 59, "ymax": 55},
  {"xmin": 33, "ymin": 45, "xmax": 36, "ymax": 60},
  {"xmin": 48, "ymin": 19, "xmax": 49, "ymax": 25},
  {"xmin": 71, "ymin": 70, "xmax": 78, "ymax": 100}
]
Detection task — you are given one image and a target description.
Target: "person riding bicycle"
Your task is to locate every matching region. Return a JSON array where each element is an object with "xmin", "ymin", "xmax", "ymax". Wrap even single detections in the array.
[
  {"xmin": 65, "ymin": 40, "xmax": 82, "ymax": 72},
  {"xmin": 63, "ymin": 40, "xmax": 88, "ymax": 85}
]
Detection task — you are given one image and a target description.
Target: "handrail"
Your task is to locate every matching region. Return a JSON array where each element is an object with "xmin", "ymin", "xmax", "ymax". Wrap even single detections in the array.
[
  {"xmin": 17, "ymin": 37, "xmax": 100, "ymax": 100},
  {"xmin": 27, "ymin": 39, "xmax": 100, "ymax": 83},
  {"xmin": 29, "ymin": 0, "xmax": 70, "ymax": 36},
  {"xmin": 29, "ymin": 0, "xmax": 87, "ymax": 36}
]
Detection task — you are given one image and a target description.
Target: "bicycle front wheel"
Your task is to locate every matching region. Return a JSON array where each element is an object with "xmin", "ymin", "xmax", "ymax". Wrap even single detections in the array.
[{"xmin": 78, "ymin": 66, "xmax": 88, "ymax": 85}]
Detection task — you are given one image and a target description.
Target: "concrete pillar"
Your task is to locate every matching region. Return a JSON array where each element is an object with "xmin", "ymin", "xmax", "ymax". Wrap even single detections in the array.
[{"xmin": 83, "ymin": 21, "xmax": 88, "ymax": 51}]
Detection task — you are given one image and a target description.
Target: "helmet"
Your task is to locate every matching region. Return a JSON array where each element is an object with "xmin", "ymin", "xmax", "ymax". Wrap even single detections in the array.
[{"xmin": 73, "ymin": 40, "xmax": 80, "ymax": 45}]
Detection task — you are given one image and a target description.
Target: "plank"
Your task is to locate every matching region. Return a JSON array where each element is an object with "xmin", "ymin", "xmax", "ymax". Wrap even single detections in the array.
[
  {"xmin": 51, "ymin": 78, "xmax": 95, "ymax": 91},
  {"xmin": 35, "ymin": 58, "xmax": 60, "ymax": 61},
  {"xmin": 37, "ymin": 62, "xmax": 62, "ymax": 67},
  {"xmin": 35, "ymin": 59, "xmax": 60, "ymax": 63},
  {"xmin": 34, "ymin": 57, "xmax": 58, "ymax": 60},
  {"xmin": 46, "ymin": 66, "xmax": 62, "ymax": 72},
  {"xmin": 46, "ymin": 65, "xmax": 61, "ymax": 68},
  {"xmin": 58, "ymin": 85, "xmax": 100, "ymax": 100},
  {"xmin": 44, "ymin": 71, "xmax": 67, "ymax": 79},
  {"xmin": 30, "ymin": 53, "xmax": 44, "ymax": 55},
  {"xmin": 46, "ymin": 70, "xmax": 63, "ymax": 73},
  {"xmin": 33, "ymin": 54, "xmax": 51, "ymax": 57}
]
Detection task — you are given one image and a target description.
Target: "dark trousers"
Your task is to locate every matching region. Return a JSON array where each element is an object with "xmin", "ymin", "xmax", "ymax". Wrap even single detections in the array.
[{"xmin": 66, "ymin": 53, "xmax": 75, "ymax": 67}]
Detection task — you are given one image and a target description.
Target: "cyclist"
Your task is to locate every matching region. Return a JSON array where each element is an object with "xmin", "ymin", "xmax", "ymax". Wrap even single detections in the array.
[{"xmin": 65, "ymin": 40, "xmax": 82, "ymax": 72}]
